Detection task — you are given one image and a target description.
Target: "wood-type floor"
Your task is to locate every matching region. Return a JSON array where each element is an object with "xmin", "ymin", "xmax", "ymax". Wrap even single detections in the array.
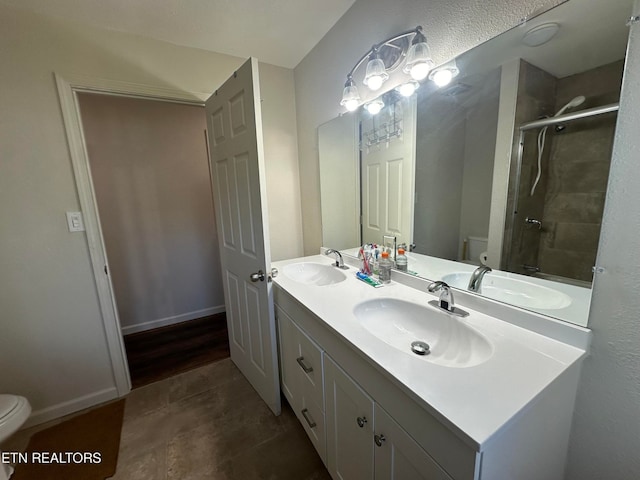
[{"xmin": 124, "ymin": 313, "xmax": 230, "ymax": 389}]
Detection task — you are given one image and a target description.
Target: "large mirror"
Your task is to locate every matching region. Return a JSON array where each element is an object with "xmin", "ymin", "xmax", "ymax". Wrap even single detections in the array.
[{"xmin": 319, "ymin": 0, "xmax": 633, "ymax": 327}]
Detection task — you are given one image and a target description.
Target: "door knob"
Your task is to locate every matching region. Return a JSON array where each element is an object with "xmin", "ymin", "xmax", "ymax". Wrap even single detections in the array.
[
  {"xmin": 374, "ymin": 434, "xmax": 386, "ymax": 447},
  {"xmin": 250, "ymin": 270, "xmax": 265, "ymax": 282},
  {"xmin": 270, "ymin": 267, "xmax": 279, "ymax": 279}
]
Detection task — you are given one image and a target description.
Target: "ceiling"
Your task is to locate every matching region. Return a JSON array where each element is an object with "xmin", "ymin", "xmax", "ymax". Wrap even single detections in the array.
[{"xmin": 0, "ymin": 0, "xmax": 356, "ymax": 68}]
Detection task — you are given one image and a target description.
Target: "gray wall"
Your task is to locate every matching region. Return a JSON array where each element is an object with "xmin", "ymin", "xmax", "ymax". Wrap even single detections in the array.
[
  {"xmin": 413, "ymin": 89, "xmax": 466, "ymax": 259},
  {"xmin": 78, "ymin": 93, "xmax": 225, "ymax": 334}
]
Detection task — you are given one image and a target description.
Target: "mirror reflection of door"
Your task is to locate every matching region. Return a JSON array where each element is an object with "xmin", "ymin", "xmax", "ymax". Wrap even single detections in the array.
[{"xmin": 360, "ymin": 95, "xmax": 416, "ymax": 248}]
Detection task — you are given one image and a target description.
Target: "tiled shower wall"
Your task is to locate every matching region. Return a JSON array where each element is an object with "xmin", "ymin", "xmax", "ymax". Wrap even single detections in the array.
[
  {"xmin": 538, "ymin": 60, "xmax": 624, "ymax": 281},
  {"xmin": 505, "ymin": 60, "xmax": 623, "ymax": 283}
]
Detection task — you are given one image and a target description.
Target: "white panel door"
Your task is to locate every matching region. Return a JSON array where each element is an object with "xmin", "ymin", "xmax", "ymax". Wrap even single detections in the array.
[
  {"xmin": 361, "ymin": 97, "xmax": 416, "ymax": 247},
  {"xmin": 205, "ymin": 58, "xmax": 280, "ymax": 415}
]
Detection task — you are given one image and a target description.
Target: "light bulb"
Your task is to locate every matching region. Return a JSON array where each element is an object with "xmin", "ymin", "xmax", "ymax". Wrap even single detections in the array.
[
  {"xmin": 366, "ymin": 75, "xmax": 384, "ymax": 91},
  {"xmin": 344, "ymin": 99, "xmax": 359, "ymax": 111},
  {"xmin": 432, "ymin": 69, "xmax": 453, "ymax": 87},
  {"xmin": 365, "ymin": 99, "xmax": 384, "ymax": 115},
  {"xmin": 396, "ymin": 81, "xmax": 418, "ymax": 97},
  {"xmin": 410, "ymin": 62, "xmax": 431, "ymax": 81}
]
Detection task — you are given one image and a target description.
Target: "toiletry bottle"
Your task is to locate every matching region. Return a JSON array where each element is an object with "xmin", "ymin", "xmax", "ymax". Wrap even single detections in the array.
[
  {"xmin": 396, "ymin": 248, "xmax": 408, "ymax": 272},
  {"xmin": 378, "ymin": 251, "xmax": 392, "ymax": 284}
]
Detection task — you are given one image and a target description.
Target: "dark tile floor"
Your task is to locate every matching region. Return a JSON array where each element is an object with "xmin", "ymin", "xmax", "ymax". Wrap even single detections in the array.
[{"xmin": 4, "ymin": 359, "xmax": 331, "ymax": 479}]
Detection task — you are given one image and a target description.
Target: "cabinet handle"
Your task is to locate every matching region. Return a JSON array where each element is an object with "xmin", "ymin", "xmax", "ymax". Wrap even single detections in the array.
[
  {"xmin": 356, "ymin": 416, "xmax": 367, "ymax": 428},
  {"xmin": 301, "ymin": 408, "xmax": 317, "ymax": 428},
  {"xmin": 374, "ymin": 434, "xmax": 386, "ymax": 447},
  {"xmin": 296, "ymin": 356, "xmax": 314, "ymax": 373}
]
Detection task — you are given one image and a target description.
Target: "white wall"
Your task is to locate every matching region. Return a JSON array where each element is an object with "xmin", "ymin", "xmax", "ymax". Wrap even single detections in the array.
[
  {"xmin": 294, "ymin": 0, "xmax": 640, "ymax": 477},
  {"xmin": 0, "ymin": 4, "xmax": 302, "ymax": 424}
]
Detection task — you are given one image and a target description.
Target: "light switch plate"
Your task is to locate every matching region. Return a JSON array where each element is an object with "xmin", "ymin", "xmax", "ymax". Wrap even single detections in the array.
[{"xmin": 66, "ymin": 211, "xmax": 85, "ymax": 232}]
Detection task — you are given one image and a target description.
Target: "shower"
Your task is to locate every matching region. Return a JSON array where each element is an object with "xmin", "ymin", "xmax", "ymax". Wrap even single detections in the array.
[{"xmin": 530, "ymin": 95, "xmax": 586, "ymax": 196}]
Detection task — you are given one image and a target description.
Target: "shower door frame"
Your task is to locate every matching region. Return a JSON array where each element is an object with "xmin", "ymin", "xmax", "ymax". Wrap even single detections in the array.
[{"xmin": 504, "ymin": 102, "xmax": 620, "ymax": 275}]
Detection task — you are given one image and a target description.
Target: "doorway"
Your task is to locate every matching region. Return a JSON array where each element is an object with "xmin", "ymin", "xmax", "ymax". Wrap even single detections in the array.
[{"xmin": 76, "ymin": 92, "xmax": 229, "ymax": 388}]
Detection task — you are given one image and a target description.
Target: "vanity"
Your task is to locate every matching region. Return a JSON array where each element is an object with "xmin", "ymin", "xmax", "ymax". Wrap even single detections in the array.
[{"xmin": 272, "ymin": 253, "xmax": 589, "ymax": 480}]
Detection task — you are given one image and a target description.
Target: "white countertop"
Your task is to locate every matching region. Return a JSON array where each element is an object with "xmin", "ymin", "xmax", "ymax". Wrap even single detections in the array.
[{"xmin": 273, "ymin": 254, "xmax": 587, "ymax": 450}]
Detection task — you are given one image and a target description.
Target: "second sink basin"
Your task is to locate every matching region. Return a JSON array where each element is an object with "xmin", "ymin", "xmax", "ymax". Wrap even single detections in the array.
[
  {"xmin": 442, "ymin": 272, "xmax": 572, "ymax": 310},
  {"xmin": 353, "ymin": 298, "xmax": 493, "ymax": 368},
  {"xmin": 282, "ymin": 262, "xmax": 347, "ymax": 286}
]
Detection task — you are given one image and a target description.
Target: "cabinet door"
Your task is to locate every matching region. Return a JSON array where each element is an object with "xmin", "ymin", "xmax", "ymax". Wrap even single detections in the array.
[
  {"xmin": 374, "ymin": 406, "xmax": 453, "ymax": 480},
  {"xmin": 276, "ymin": 306, "xmax": 299, "ymax": 407},
  {"xmin": 325, "ymin": 355, "xmax": 375, "ymax": 480}
]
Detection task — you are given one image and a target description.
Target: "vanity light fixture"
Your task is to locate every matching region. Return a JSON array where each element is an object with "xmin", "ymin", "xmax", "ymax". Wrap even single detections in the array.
[
  {"xmin": 340, "ymin": 26, "xmax": 434, "ymax": 110},
  {"xmin": 429, "ymin": 59, "xmax": 460, "ymax": 87},
  {"xmin": 364, "ymin": 98, "xmax": 385, "ymax": 115}
]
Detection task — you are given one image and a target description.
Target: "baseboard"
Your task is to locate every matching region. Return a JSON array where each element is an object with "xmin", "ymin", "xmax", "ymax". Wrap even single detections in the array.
[
  {"xmin": 120, "ymin": 305, "xmax": 226, "ymax": 335},
  {"xmin": 23, "ymin": 387, "xmax": 119, "ymax": 429}
]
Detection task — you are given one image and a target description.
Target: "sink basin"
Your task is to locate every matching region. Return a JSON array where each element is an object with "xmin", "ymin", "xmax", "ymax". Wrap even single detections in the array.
[
  {"xmin": 442, "ymin": 272, "xmax": 572, "ymax": 310},
  {"xmin": 282, "ymin": 262, "xmax": 347, "ymax": 286},
  {"xmin": 353, "ymin": 298, "xmax": 493, "ymax": 368}
]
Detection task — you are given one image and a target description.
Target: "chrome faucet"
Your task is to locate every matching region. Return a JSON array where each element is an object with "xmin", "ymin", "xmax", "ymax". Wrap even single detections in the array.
[
  {"xmin": 468, "ymin": 266, "xmax": 492, "ymax": 292},
  {"xmin": 428, "ymin": 281, "xmax": 456, "ymax": 311},
  {"xmin": 325, "ymin": 249, "xmax": 349, "ymax": 269},
  {"xmin": 427, "ymin": 281, "xmax": 469, "ymax": 317}
]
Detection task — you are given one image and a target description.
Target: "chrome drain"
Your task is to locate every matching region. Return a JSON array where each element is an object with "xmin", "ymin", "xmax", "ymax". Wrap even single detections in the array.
[{"xmin": 411, "ymin": 341, "xmax": 430, "ymax": 356}]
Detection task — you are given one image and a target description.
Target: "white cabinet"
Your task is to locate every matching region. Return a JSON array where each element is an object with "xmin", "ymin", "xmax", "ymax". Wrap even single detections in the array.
[
  {"xmin": 324, "ymin": 355, "xmax": 374, "ymax": 479},
  {"xmin": 276, "ymin": 305, "xmax": 326, "ymax": 461},
  {"xmin": 374, "ymin": 406, "xmax": 452, "ymax": 480},
  {"xmin": 274, "ymin": 271, "xmax": 584, "ymax": 480},
  {"xmin": 324, "ymin": 355, "xmax": 452, "ymax": 480}
]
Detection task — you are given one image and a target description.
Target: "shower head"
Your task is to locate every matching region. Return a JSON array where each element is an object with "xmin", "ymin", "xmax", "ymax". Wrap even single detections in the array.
[{"xmin": 554, "ymin": 95, "xmax": 586, "ymax": 117}]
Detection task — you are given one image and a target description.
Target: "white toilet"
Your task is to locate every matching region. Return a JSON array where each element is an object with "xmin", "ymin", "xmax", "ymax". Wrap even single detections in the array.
[{"xmin": 0, "ymin": 395, "xmax": 31, "ymax": 480}]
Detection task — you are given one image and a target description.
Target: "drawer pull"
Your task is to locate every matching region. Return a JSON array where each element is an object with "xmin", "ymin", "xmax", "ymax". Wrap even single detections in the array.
[
  {"xmin": 374, "ymin": 434, "xmax": 386, "ymax": 447},
  {"xmin": 356, "ymin": 416, "xmax": 367, "ymax": 428},
  {"xmin": 301, "ymin": 408, "xmax": 317, "ymax": 428},
  {"xmin": 296, "ymin": 356, "xmax": 314, "ymax": 373}
]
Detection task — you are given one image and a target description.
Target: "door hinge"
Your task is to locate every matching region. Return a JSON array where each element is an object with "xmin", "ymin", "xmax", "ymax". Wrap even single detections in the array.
[
  {"xmin": 104, "ymin": 265, "xmax": 108, "ymax": 275},
  {"xmin": 627, "ymin": 15, "xmax": 640, "ymax": 26}
]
